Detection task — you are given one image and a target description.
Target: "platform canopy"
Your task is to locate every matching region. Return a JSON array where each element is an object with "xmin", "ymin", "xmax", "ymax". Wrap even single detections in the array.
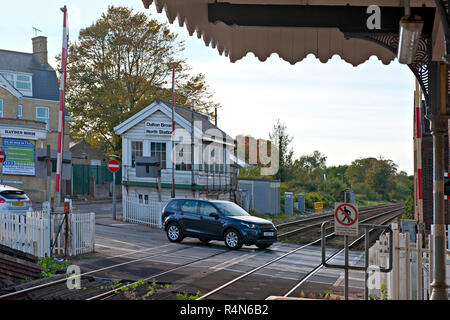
[{"xmin": 142, "ymin": 0, "xmax": 443, "ymax": 67}]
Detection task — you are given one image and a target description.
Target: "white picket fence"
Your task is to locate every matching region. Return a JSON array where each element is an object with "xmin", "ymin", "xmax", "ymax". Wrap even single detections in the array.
[
  {"xmin": 369, "ymin": 223, "xmax": 450, "ymax": 300},
  {"xmin": 0, "ymin": 210, "xmax": 95, "ymax": 258},
  {"xmin": 124, "ymin": 196, "xmax": 166, "ymax": 228}
]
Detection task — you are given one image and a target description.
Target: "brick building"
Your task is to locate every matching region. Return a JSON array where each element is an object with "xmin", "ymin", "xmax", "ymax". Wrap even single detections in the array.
[{"xmin": 0, "ymin": 37, "xmax": 72, "ymax": 202}]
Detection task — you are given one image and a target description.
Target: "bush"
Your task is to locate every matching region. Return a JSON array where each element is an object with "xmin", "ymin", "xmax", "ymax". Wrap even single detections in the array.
[{"xmin": 305, "ymin": 192, "xmax": 332, "ymax": 209}]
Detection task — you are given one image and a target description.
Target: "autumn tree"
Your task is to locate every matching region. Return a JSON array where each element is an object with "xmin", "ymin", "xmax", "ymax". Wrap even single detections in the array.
[
  {"xmin": 61, "ymin": 6, "xmax": 220, "ymax": 154},
  {"xmin": 269, "ymin": 119, "xmax": 294, "ymax": 182}
]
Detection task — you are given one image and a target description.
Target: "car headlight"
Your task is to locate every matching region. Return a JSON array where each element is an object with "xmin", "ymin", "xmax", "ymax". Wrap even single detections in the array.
[{"xmin": 241, "ymin": 222, "xmax": 256, "ymax": 229}]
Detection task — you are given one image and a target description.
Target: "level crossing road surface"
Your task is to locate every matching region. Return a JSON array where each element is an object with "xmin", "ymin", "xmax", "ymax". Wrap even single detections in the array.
[{"xmin": 68, "ymin": 202, "xmax": 368, "ymax": 300}]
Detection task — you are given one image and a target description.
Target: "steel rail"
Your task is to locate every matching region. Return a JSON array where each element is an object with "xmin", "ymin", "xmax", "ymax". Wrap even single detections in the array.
[
  {"xmin": 277, "ymin": 204, "xmax": 403, "ymax": 239},
  {"xmin": 275, "ymin": 203, "xmax": 401, "ymax": 230},
  {"xmin": 197, "ymin": 206, "xmax": 403, "ymax": 300},
  {"xmin": 0, "ymin": 243, "xmax": 212, "ymax": 300},
  {"xmin": 282, "ymin": 208, "xmax": 403, "ymax": 297},
  {"xmin": 87, "ymin": 248, "xmax": 229, "ymax": 300}
]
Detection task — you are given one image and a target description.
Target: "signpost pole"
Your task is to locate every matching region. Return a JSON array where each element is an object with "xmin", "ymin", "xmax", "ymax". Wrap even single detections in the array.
[
  {"xmin": 344, "ymin": 235, "xmax": 349, "ymax": 300},
  {"xmin": 171, "ymin": 63, "xmax": 176, "ymax": 199},
  {"xmin": 364, "ymin": 227, "xmax": 370, "ymax": 300},
  {"xmin": 112, "ymin": 171, "xmax": 116, "ymax": 221},
  {"xmin": 0, "ymin": 148, "xmax": 4, "ymax": 184},
  {"xmin": 107, "ymin": 158, "xmax": 120, "ymax": 221},
  {"xmin": 46, "ymin": 144, "xmax": 52, "ymax": 257}
]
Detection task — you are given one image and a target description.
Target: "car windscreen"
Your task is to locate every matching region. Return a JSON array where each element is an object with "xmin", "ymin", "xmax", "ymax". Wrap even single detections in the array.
[
  {"xmin": 214, "ymin": 202, "xmax": 250, "ymax": 217},
  {"xmin": 0, "ymin": 190, "xmax": 27, "ymax": 200}
]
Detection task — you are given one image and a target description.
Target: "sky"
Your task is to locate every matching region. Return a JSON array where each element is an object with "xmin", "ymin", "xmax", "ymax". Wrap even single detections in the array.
[{"xmin": 0, "ymin": 1, "xmax": 416, "ymax": 175}]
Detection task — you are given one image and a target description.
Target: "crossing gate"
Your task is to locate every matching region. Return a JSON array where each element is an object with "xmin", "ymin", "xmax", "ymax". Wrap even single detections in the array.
[
  {"xmin": 124, "ymin": 195, "xmax": 166, "ymax": 228},
  {"xmin": 0, "ymin": 210, "xmax": 95, "ymax": 258}
]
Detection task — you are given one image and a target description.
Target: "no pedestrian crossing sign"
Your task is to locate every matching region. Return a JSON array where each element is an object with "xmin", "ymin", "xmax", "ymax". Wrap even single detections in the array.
[
  {"xmin": 334, "ymin": 203, "xmax": 359, "ymax": 236},
  {"xmin": 107, "ymin": 159, "xmax": 120, "ymax": 173}
]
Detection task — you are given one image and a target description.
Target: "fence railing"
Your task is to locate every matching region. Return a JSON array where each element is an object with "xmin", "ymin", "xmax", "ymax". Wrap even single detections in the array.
[
  {"xmin": 0, "ymin": 210, "xmax": 95, "ymax": 258},
  {"xmin": 124, "ymin": 196, "xmax": 165, "ymax": 228},
  {"xmin": 369, "ymin": 223, "xmax": 450, "ymax": 300}
]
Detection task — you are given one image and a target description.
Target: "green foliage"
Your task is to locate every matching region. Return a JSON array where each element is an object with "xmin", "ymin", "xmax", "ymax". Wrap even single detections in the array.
[
  {"xmin": 238, "ymin": 166, "xmax": 263, "ymax": 179},
  {"xmin": 243, "ymin": 120, "xmax": 411, "ymax": 208},
  {"xmin": 269, "ymin": 119, "xmax": 294, "ymax": 182},
  {"xmin": 38, "ymin": 257, "xmax": 71, "ymax": 278},
  {"xmin": 318, "ymin": 178, "xmax": 347, "ymax": 203},
  {"xmin": 402, "ymin": 182, "xmax": 415, "ymax": 220},
  {"xmin": 176, "ymin": 291, "xmax": 203, "ymax": 300},
  {"xmin": 110, "ymin": 278, "xmax": 172, "ymax": 300},
  {"xmin": 369, "ymin": 283, "xmax": 390, "ymax": 300},
  {"xmin": 61, "ymin": 5, "xmax": 220, "ymax": 154}
]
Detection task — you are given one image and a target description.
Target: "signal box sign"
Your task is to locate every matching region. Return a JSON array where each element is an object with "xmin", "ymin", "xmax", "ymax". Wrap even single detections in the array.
[{"xmin": 334, "ymin": 203, "xmax": 359, "ymax": 236}]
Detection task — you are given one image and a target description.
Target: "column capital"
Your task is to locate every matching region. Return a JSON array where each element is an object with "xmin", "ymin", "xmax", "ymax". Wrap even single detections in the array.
[{"xmin": 425, "ymin": 114, "xmax": 449, "ymax": 134}]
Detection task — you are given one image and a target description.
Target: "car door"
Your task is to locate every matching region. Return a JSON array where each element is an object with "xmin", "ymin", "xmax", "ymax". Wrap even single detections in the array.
[
  {"xmin": 198, "ymin": 201, "xmax": 223, "ymax": 239},
  {"xmin": 178, "ymin": 200, "xmax": 200, "ymax": 235}
]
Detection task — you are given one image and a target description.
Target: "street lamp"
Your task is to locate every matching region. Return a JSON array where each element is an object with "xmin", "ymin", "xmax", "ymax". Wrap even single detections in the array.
[{"xmin": 397, "ymin": 2, "xmax": 424, "ymax": 64}]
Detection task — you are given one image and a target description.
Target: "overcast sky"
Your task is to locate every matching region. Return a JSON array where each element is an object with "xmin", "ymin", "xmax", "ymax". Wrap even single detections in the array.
[{"xmin": 1, "ymin": 1, "xmax": 416, "ymax": 174}]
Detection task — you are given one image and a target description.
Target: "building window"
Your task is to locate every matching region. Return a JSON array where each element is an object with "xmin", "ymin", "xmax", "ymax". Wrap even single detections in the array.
[
  {"xmin": 175, "ymin": 144, "xmax": 192, "ymax": 171},
  {"xmin": 131, "ymin": 141, "xmax": 143, "ymax": 168},
  {"xmin": 36, "ymin": 107, "xmax": 49, "ymax": 130},
  {"xmin": 17, "ymin": 104, "xmax": 22, "ymax": 119},
  {"xmin": 151, "ymin": 142, "xmax": 166, "ymax": 169},
  {"xmin": 16, "ymin": 75, "xmax": 31, "ymax": 90},
  {"xmin": 0, "ymin": 99, "xmax": 3, "ymax": 118},
  {"xmin": 1, "ymin": 72, "xmax": 32, "ymax": 95},
  {"xmin": 138, "ymin": 194, "xmax": 149, "ymax": 205}
]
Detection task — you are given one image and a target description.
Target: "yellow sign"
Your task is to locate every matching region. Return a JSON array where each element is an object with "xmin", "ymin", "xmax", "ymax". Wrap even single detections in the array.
[{"xmin": 314, "ymin": 202, "xmax": 324, "ymax": 214}]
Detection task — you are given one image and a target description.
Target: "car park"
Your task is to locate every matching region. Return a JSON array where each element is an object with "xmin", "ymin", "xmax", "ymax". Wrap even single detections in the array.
[
  {"xmin": 0, "ymin": 185, "xmax": 33, "ymax": 215},
  {"xmin": 163, "ymin": 199, "xmax": 277, "ymax": 250}
]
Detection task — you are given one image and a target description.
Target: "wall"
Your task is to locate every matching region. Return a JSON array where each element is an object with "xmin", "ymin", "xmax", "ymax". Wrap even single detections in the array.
[{"xmin": 0, "ymin": 87, "xmax": 71, "ymax": 202}]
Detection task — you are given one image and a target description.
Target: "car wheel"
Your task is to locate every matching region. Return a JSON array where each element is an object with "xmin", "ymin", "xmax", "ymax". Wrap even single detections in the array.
[
  {"xmin": 166, "ymin": 223, "xmax": 184, "ymax": 243},
  {"xmin": 224, "ymin": 229, "xmax": 243, "ymax": 250},
  {"xmin": 256, "ymin": 243, "xmax": 272, "ymax": 250}
]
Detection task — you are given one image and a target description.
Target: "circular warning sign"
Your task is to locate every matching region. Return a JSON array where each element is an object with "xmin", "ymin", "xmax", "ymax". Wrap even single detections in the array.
[
  {"xmin": 0, "ymin": 150, "xmax": 4, "ymax": 163},
  {"xmin": 334, "ymin": 203, "xmax": 358, "ymax": 226},
  {"xmin": 107, "ymin": 159, "xmax": 120, "ymax": 173}
]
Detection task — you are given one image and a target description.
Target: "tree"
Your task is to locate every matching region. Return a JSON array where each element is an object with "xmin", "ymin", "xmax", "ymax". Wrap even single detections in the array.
[
  {"xmin": 60, "ymin": 6, "xmax": 220, "ymax": 154},
  {"xmin": 365, "ymin": 158, "xmax": 397, "ymax": 199},
  {"xmin": 269, "ymin": 119, "xmax": 294, "ymax": 182},
  {"xmin": 296, "ymin": 151, "xmax": 327, "ymax": 173}
]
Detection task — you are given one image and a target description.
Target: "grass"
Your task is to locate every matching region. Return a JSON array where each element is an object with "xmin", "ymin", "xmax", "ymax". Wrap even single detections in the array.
[
  {"xmin": 357, "ymin": 200, "xmax": 391, "ymax": 207},
  {"xmin": 249, "ymin": 210, "xmax": 296, "ymax": 221}
]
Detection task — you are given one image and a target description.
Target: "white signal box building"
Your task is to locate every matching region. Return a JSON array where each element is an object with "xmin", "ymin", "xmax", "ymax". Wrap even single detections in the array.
[{"xmin": 114, "ymin": 98, "xmax": 238, "ymax": 206}]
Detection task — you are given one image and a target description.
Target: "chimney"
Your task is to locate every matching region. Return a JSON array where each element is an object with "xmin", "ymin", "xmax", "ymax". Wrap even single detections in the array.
[{"xmin": 32, "ymin": 36, "xmax": 48, "ymax": 65}]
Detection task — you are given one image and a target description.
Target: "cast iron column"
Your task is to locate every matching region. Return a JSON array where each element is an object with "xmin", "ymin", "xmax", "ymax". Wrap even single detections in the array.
[{"xmin": 428, "ymin": 62, "xmax": 449, "ymax": 300}]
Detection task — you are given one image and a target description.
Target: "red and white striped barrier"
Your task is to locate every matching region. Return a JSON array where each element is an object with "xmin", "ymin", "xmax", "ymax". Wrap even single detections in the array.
[{"xmin": 56, "ymin": 6, "xmax": 69, "ymax": 202}]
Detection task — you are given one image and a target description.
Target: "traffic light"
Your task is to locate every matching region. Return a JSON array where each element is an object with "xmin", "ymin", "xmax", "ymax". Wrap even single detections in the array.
[{"xmin": 445, "ymin": 175, "xmax": 450, "ymax": 197}]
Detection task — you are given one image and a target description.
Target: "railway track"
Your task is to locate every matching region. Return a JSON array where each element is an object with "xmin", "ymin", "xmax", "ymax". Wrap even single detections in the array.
[
  {"xmin": 196, "ymin": 203, "xmax": 403, "ymax": 300},
  {"xmin": 0, "ymin": 204, "xmax": 403, "ymax": 300},
  {"xmin": 277, "ymin": 203, "xmax": 402, "ymax": 243},
  {"xmin": 0, "ymin": 243, "xmax": 229, "ymax": 300}
]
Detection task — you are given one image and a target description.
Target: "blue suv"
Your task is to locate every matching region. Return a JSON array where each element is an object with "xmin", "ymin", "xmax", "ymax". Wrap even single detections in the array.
[{"xmin": 162, "ymin": 199, "xmax": 277, "ymax": 250}]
